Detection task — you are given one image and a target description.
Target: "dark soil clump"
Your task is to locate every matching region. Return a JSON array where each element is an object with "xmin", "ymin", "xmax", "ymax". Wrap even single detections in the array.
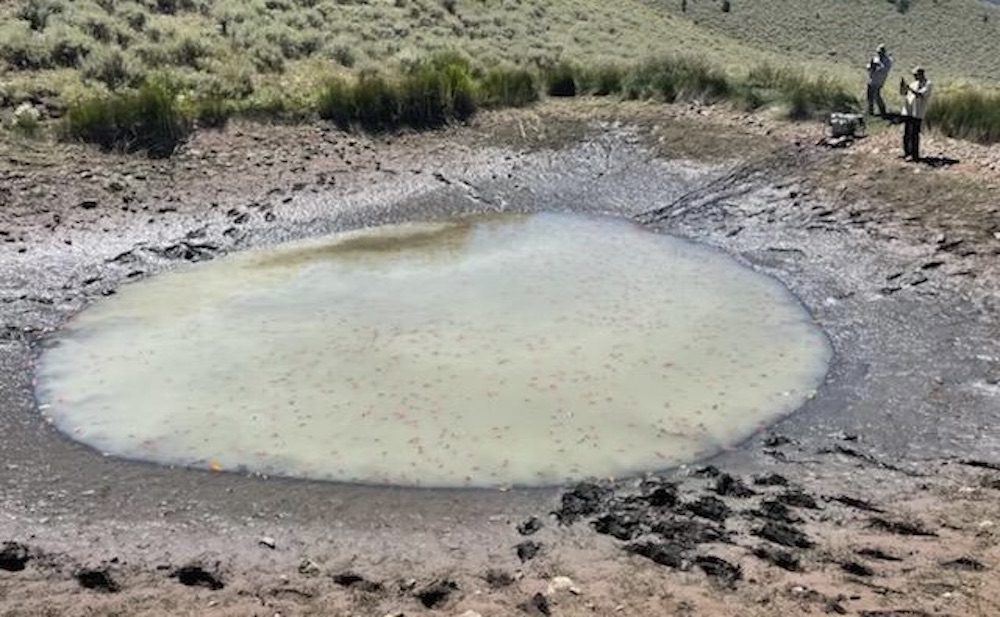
[
  {"xmin": 752, "ymin": 546, "xmax": 802, "ymax": 571},
  {"xmin": 484, "ymin": 569, "xmax": 515, "ymax": 588},
  {"xmin": 332, "ymin": 572, "xmax": 383, "ymax": 593},
  {"xmin": 684, "ymin": 496, "xmax": 731, "ymax": 522},
  {"xmin": 515, "ymin": 541, "xmax": 542, "ymax": 563},
  {"xmin": 751, "ymin": 500, "xmax": 802, "ymax": 524},
  {"xmin": 856, "ymin": 548, "xmax": 902, "ymax": 562},
  {"xmin": 776, "ymin": 489, "xmax": 820, "ymax": 509},
  {"xmin": 941, "ymin": 557, "xmax": 987, "ymax": 571},
  {"xmin": 840, "ymin": 561, "xmax": 874, "ymax": 577},
  {"xmin": 753, "ymin": 473, "xmax": 789, "ymax": 487},
  {"xmin": 652, "ymin": 518, "xmax": 726, "ymax": 547},
  {"xmin": 171, "ymin": 565, "xmax": 224, "ymax": 590},
  {"xmin": 554, "ymin": 482, "xmax": 612, "ymax": 524},
  {"xmin": 695, "ymin": 555, "xmax": 742, "ymax": 587},
  {"xmin": 714, "ymin": 473, "xmax": 756, "ymax": 498},
  {"xmin": 592, "ymin": 513, "xmax": 641, "ymax": 541},
  {"xmin": 625, "ymin": 541, "xmax": 687, "ymax": 569},
  {"xmin": 520, "ymin": 592, "xmax": 551, "ymax": 616},
  {"xmin": 75, "ymin": 568, "xmax": 121, "ymax": 593},
  {"xmin": 869, "ymin": 517, "xmax": 937, "ymax": 537},
  {"xmin": 517, "ymin": 516, "xmax": 544, "ymax": 536},
  {"xmin": 0, "ymin": 542, "xmax": 30, "ymax": 572},
  {"xmin": 415, "ymin": 580, "xmax": 459, "ymax": 609},
  {"xmin": 643, "ymin": 484, "xmax": 679, "ymax": 507},
  {"xmin": 755, "ymin": 521, "xmax": 814, "ymax": 549},
  {"xmin": 831, "ymin": 495, "xmax": 885, "ymax": 513}
]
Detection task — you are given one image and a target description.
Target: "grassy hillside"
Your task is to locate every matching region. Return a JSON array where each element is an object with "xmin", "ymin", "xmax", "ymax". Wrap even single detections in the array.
[
  {"xmin": 0, "ymin": 0, "xmax": 795, "ymax": 111},
  {"xmin": 0, "ymin": 0, "xmax": 997, "ymax": 149},
  {"xmin": 646, "ymin": 0, "xmax": 1000, "ymax": 84}
]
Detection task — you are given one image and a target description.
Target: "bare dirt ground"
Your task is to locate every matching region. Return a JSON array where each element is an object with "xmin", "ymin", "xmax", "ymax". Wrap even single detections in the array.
[{"xmin": 1, "ymin": 100, "xmax": 999, "ymax": 616}]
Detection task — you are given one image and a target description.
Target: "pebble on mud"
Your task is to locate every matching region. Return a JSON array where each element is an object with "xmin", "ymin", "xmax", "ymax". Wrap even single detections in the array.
[{"xmin": 546, "ymin": 576, "xmax": 580, "ymax": 595}]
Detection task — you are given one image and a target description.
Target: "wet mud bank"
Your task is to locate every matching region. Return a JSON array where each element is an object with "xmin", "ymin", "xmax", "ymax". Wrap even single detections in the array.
[{"xmin": 1, "ymin": 117, "xmax": 999, "ymax": 614}]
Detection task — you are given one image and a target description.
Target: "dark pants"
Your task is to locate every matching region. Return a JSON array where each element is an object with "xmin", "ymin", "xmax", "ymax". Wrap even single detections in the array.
[
  {"xmin": 867, "ymin": 83, "xmax": 886, "ymax": 116},
  {"xmin": 903, "ymin": 117, "xmax": 922, "ymax": 160}
]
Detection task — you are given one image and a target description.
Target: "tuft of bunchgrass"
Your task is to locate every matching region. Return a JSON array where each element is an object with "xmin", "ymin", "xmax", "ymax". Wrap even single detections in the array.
[
  {"xmin": 927, "ymin": 86, "xmax": 1000, "ymax": 144},
  {"xmin": 623, "ymin": 56, "xmax": 731, "ymax": 103},
  {"xmin": 580, "ymin": 64, "xmax": 626, "ymax": 96},
  {"xmin": 318, "ymin": 55, "xmax": 479, "ymax": 131},
  {"xmin": 61, "ymin": 77, "xmax": 191, "ymax": 157},
  {"xmin": 478, "ymin": 66, "xmax": 539, "ymax": 108},
  {"xmin": 745, "ymin": 63, "xmax": 858, "ymax": 119}
]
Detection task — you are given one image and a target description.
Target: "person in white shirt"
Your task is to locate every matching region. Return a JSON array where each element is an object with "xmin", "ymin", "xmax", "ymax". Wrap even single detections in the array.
[
  {"xmin": 900, "ymin": 67, "xmax": 933, "ymax": 161},
  {"xmin": 865, "ymin": 44, "xmax": 893, "ymax": 116}
]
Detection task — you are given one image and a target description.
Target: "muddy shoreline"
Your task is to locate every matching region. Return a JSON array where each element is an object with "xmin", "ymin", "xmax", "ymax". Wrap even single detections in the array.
[{"xmin": 1, "ymin": 104, "xmax": 999, "ymax": 615}]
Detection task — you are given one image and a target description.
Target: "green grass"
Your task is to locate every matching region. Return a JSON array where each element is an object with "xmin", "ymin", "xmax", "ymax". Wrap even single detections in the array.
[
  {"xmin": 647, "ymin": 0, "xmax": 1000, "ymax": 85},
  {"xmin": 745, "ymin": 64, "xmax": 858, "ymax": 119},
  {"xmin": 623, "ymin": 56, "xmax": 732, "ymax": 104},
  {"xmin": 61, "ymin": 77, "xmax": 190, "ymax": 157},
  {"xmin": 927, "ymin": 86, "xmax": 1000, "ymax": 144}
]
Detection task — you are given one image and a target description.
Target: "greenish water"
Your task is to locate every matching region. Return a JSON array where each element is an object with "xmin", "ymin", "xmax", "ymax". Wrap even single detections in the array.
[{"xmin": 36, "ymin": 213, "xmax": 831, "ymax": 487}]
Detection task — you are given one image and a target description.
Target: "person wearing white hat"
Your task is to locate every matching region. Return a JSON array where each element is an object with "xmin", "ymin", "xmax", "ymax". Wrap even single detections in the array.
[
  {"xmin": 900, "ymin": 67, "xmax": 933, "ymax": 161},
  {"xmin": 865, "ymin": 44, "xmax": 893, "ymax": 116}
]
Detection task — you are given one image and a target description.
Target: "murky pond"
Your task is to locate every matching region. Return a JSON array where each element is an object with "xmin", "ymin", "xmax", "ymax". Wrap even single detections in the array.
[{"xmin": 36, "ymin": 213, "xmax": 831, "ymax": 488}]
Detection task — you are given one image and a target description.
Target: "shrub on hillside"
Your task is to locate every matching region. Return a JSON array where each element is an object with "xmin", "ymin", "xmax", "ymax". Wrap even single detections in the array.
[
  {"xmin": 927, "ymin": 86, "xmax": 1000, "ymax": 144},
  {"xmin": 61, "ymin": 77, "xmax": 191, "ymax": 156},
  {"xmin": 81, "ymin": 46, "xmax": 141, "ymax": 89}
]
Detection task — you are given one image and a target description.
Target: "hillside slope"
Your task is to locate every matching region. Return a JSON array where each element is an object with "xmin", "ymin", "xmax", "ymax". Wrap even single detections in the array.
[
  {"xmin": 0, "ymin": 0, "xmax": 996, "ymax": 112},
  {"xmin": 647, "ymin": 0, "xmax": 1000, "ymax": 83},
  {"xmin": 0, "ymin": 0, "xmax": 791, "ymax": 107}
]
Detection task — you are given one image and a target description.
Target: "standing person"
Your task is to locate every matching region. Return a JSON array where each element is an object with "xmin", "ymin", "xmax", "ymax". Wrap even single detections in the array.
[
  {"xmin": 865, "ymin": 44, "xmax": 893, "ymax": 116},
  {"xmin": 900, "ymin": 67, "xmax": 933, "ymax": 161}
]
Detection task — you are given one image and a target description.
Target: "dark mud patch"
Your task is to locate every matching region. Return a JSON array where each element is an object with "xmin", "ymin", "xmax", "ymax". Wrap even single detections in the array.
[
  {"xmin": 75, "ymin": 568, "xmax": 121, "ymax": 593},
  {"xmin": 694, "ymin": 555, "xmax": 742, "ymax": 587},
  {"xmin": 752, "ymin": 546, "xmax": 802, "ymax": 571},
  {"xmin": 517, "ymin": 516, "xmax": 544, "ymax": 536},
  {"xmin": 868, "ymin": 517, "xmax": 938, "ymax": 537},
  {"xmin": 171, "ymin": 564, "xmax": 224, "ymax": 590},
  {"xmin": 625, "ymin": 541, "xmax": 687, "ymax": 569},
  {"xmin": 483, "ymin": 569, "xmax": 515, "ymax": 589},
  {"xmin": 515, "ymin": 541, "xmax": 542, "ymax": 563},
  {"xmin": 754, "ymin": 521, "xmax": 814, "ymax": 549},
  {"xmin": 520, "ymin": 592, "xmax": 551, "ymax": 616},
  {"xmin": 332, "ymin": 572, "xmax": 384, "ymax": 593},
  {"xmin": 856, "ymin": 547, "xmax": 903, "ymax": 562},
  {"xmin": 414, "ymin": 579, "xmax": 459, "ymax": 609},
  {"xmin": 940, "ymin": 557, "xmax": 987, "ymax": 571},
  {"xmin": 0, "ymin": 542, "xmax": 30, "ymax": 572}
]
